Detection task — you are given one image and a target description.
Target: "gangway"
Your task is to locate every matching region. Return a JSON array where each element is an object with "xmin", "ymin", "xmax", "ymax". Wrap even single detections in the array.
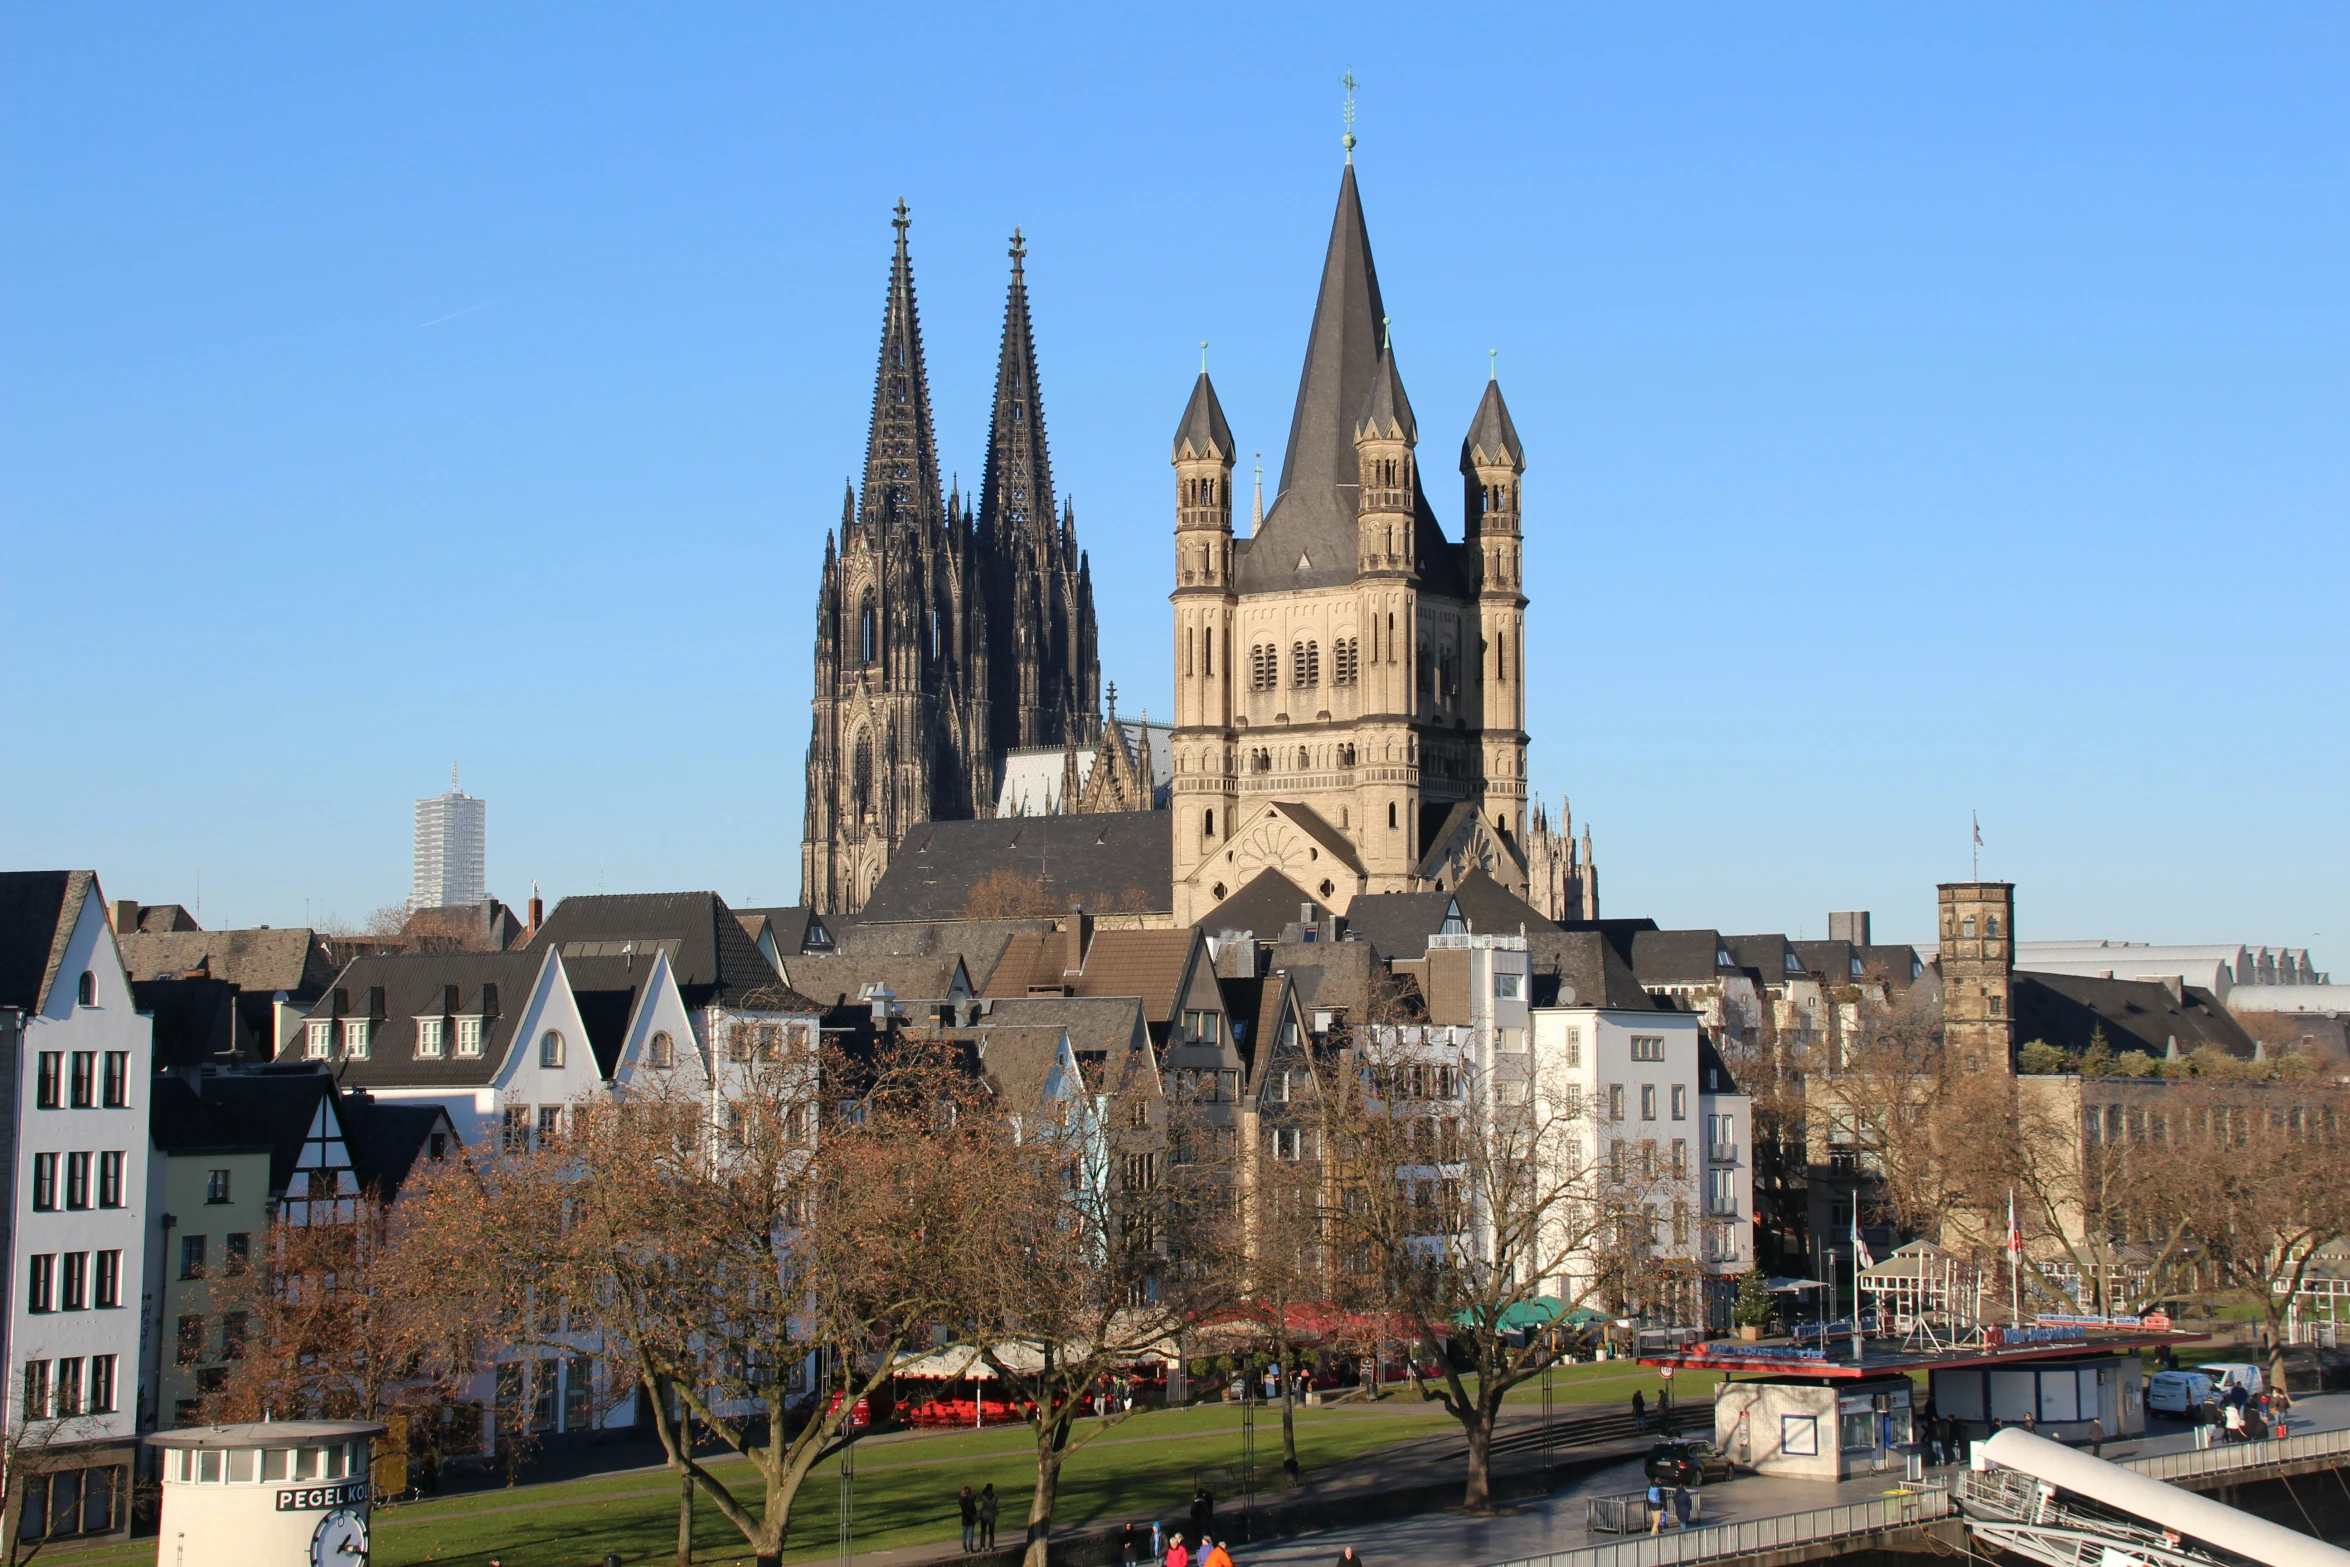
[{"xmin": 1961, "ymin": 1428, "xmax": 2350, "ymax": 1567}]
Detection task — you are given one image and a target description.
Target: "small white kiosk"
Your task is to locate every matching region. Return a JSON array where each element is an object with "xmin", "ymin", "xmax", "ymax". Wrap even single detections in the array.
[{"xmin": 145, "ymin": 1419, "xmax": 382, "ymax": 1567}]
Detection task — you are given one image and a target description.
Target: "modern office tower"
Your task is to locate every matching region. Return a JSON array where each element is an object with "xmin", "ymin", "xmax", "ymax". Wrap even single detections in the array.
[{"xmin": 411, "ymin": 769, "xmax": 486, "ymax": 912}]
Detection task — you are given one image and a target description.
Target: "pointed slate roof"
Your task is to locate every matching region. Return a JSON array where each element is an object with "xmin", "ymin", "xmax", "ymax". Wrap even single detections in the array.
[
  {"xmin": 1460, "ymin": 379, "xmax": 1524, "ymax": 471},
  {"xmin": 1356, "ymin": 342, "xmax": 1416, "ymax": 444},
  {"xmin": 860, "ymin": 201, "xmax": 945, "ymax": 532},
  {"xmin": 1171, "ymin": 372, "xmax": 1236, "ymax": 463},
  {"xmin": 978, "ymin": 233, "xmax": 1056, "ymax": 553}
]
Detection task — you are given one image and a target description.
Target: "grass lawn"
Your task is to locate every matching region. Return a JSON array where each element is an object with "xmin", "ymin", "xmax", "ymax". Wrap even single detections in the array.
[{"xmin": 50, "ymin": 1402, "xmax": 1458, "ymax": 1567}]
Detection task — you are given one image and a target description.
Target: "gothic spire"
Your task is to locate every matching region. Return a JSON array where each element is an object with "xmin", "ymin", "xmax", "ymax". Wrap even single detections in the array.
[
  {"xmin": 860, "ymin": 199, "xmax": 944, "ymax": 533},
  {"xmin": 978, "ymin": 228, "xmax": 1055, "ymax": 559}
]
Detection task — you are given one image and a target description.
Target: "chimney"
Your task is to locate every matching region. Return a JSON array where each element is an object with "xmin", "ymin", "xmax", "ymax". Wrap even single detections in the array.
[
  {"xmin": 111, "ymin": 900, "xmax": 141, "ymax": 936},
  {"xmin": 481, "ymin": 983, "xmax": 500, "ymax": 1018},
  {"xmin": 332, "ymin": 987, "xmax": 349, "ymax": 1017},
  {"xmin": 442, "ymin": 984, "xmax": 460, "ymax": 1016},
  {"xmin": 366, "ymin": 985, "xmax": 387, "ymax": 1018},
  {"xmin": 1829, "ymin": 911, "xmax": 1872, "ymax": 946},
  {"xmin": 527, "ymin": 881, "xmax": 544, "ymax": 940},
  {"xmin": 1062, "ymin": 908, "xmax": 1092, "ymax": 976}
]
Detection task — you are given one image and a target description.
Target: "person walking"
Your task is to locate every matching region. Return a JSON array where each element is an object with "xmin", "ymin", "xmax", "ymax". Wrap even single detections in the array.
[
  {"xmin": 2221, "ymin": 1401, "xmax": 2245, "ymax": 1444},
  {"xmin": 1203, "ymin": 1540, "xmax": 1235, "ymax": 1567},
  {"xmin": 1646, "ymin": 1479, "xmax": 1667, "ymax": 1534},
  {"xmin": 1190, "ymin": 1486, "xmax": 1214, "ymax": 1543},
  {"xmin": 2089, "ymin": 1418, "xmax": 2105, "ymax": 1457},
  {"xmin": 978, "ymin": 1483, "xmax": 999, "ymax": 1549},
  {"xmin": 959, "ymin": 1486, "xmax": 979, "ymax": 1552},
  {"xmin": 1632, "ymin": 1389, "xmax": 1648, "ymax": 1433},
  {"xmin": 1151, "ymin": 1521, "xmax": 1164, "ymax": 1566},
  {"xmin": 1166, "ymin": 1535, "xmax": 1189, "ymax": 1567},
  {"xmin": 1673, "ymin": 1483, "xmax": 1695, "ymax": 1531}
]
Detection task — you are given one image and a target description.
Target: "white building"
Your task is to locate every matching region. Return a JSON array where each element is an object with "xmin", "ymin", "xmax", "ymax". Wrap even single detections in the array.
[
  {"xmin": 411, "ymin": 771, "xmax": 487, "ymax": 912},
  {"xmin": 2006, "ymin": 940, "xmax": 2329, "ymax": 1002},
  {"xmin": 1530, "ymin": 997, "xmax": 1753, "ymax": 1330},
  {"xmin": 0, "ymin": 872, "xmax": 154, "ymax": 1548}
]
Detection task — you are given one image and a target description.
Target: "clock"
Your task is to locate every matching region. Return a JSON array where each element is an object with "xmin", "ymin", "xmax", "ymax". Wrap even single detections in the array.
[{"xmin": 312, "ymin": 1508, "xmax": 370, "ymax": 1566}]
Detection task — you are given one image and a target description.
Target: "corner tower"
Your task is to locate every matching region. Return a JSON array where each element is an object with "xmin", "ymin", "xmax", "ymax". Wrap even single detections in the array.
[
  {"xmin": 1938, "ymin": 882, "xmax": 2016, "ymax": 1074},
  {"xmin": 1169, "ymin": 368, "xmax": 1238, "ymax": 899}
]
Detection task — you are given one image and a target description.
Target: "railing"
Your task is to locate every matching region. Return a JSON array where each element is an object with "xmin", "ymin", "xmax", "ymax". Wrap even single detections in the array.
[
  {"xmin": 1477, "ymin": 1488, "xmax": 1953, "ymax": 1567},
  {"xmin": 2122, "ymin": 1423, "xmax": 2350, "ymax": 1483},
  {"xmin": 1589, "ymin": 1490, "xmax": 1706, "ymax": 1533},
  {"xmin": 1708, "ymin": 1143, "xmax": 1737, "ymax": 1166}
]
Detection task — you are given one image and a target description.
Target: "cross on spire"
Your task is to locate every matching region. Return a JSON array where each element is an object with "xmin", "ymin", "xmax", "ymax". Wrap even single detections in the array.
[
  {"xmin": 892, "ymin": 197, "xmax": 910, "ymax": 235},
  {"xmin": 1010, "ymin": 226, "xmax": 1025, "ymax": 265},
  {"xmin": 1341, "ymin": 67, "xmax": 1359, "ymax": 161}
]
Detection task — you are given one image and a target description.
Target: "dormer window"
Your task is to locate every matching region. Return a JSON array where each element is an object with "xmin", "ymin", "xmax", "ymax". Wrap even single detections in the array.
[
  {"xmin": 341, "ymin": 1019, "xmax": 371, "ymax": 1060},
  {"xmin": 539, "ymin": 1030, "xmax": 565, "ymax": 1069},
  {"xmin": 1784, "ymin": 954, "xmax": 1802, "ymax": 973},
  {"xmin": 455, "ymin": 1017, "xmax": 484, "ymax": 1058},
  {"xmin": 1850, "ymin": 958, "xmax": 1864, "ymax": 976},
  {"xmin": 1716, "ymin": 949, "xmax": 1732, "ymax": 967},
  {"xmin": 416, "ymin": 1018, "xmax": 445, "ymax": 1059},
  {"xmin": 306, "ymin": 1021, "xmax": 333, "ymax": 1060}
]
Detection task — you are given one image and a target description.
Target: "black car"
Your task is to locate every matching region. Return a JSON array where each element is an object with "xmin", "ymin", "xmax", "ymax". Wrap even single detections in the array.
[{"xmin": 1644, "ymin": 1440, "xmax": 1735, "ymax": 1487}]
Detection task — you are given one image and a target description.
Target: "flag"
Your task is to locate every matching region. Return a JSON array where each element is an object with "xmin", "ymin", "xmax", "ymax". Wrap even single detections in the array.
[
  {"xmin": 1850, "ymin": 1208, "xmax": 1876, "ymax": 1271},
  {"xmin": 2005, "ymin": 1188, "xmax": 2022, "ymax": 1257},
  {"xmin": 1973, "ymin": 812, "xmax": 1984, "ymax": 848}
]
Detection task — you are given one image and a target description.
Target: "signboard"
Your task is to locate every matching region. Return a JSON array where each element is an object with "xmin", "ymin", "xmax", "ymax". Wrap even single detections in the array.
[{"xmin": 276, "ymin": 1481, "xmax": 369, "ymax": 1512}]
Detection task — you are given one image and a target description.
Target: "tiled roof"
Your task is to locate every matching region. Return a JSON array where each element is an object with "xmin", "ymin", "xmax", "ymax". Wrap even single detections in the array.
[
  {"xmin": 1530, "ymin": 931, "xmax": 1663, "ymax": 1011},
  {"xmin": 0, "ymin": 871, "xmax": 82, "ymax": 1012},
  {"xmin": 860, "ymin": 813, "xmax": 1171, "ymax": 924},
  {"xmin": 1197, "ymin": 870, "xmax": 1327, "ymax": 939},
  {"xmin": 299, "ymin": 951, "xmax": 546, "ymax": 1087},
  {"xmin": 119, "ymin": 927, "xmax": 337, "ymax": 996},
  {"xmin": 526, "ymin": 892, "xmax": 781, "ymax": 1006},
  {"xmin": 2012, "ymin": 972, "xmax": 2256, "ymax": 1062},
  {"xmin": 985, "ymin": 928, "xmax": 1201, "ymax": 1021},
  {"xmin": 1629, "ymin": 930, "xmax": 1731, "ymax": 987},
  {"xmin": 836, "ymin": 918, "xmax": 1051, "ymax": 991},
  {"xmin": 134, "ymin": 977, "xmax": 249, "ymax": 1069},
  {"xmin": 778, "ymin": 954, "xmax": 966, "ymax": 1010},
  {"xmin": 971, "ymin": 1025, "xmax": 1071, "ymax": 1113},
  {"xmin": 972, "ymin": 995, "xmax": 1146, "ymax": 1057},
  {"xmin": 1340, "ymin": 891, "xmax": 1456, "ymax": 961},
  {"xmin": 1724, "ymin": 935, "xmax": 1803, "ymax": 983},
  {"xmin": 1448, "ymin": 870, "xmax": 1560, "ymax": 937}
]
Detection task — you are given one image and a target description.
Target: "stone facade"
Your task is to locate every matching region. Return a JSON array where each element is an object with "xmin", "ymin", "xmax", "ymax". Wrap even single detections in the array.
[
  {"xmin": 1938, "ymin": 881, "xmax": 2017, "ymax": 1073},
  {"xmin": 1164, "ymin": 164, "xmax": 1584, "ymax": 925},
  {"xmin": 801, "ymin": 210, "xmax": 1106, "ymax": 914}
]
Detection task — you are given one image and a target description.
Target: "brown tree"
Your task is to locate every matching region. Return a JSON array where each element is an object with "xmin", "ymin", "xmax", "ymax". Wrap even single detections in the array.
[
  {"xmin": 960, "ymin": 1052, "xmax": 1235, "ymax": 1567},
  {"xmin": 429, "ymin": 1027, "xmax": 995, "ymax": 1567},
  {"xmin": 1314, "ymin": 1018, "xmax": 1616, "ymax": 1511}
]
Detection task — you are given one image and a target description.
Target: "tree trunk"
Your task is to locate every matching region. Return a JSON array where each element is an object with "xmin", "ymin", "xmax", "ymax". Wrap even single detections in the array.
[
  {"xmin": 1280, "ymin": 1382, "xmax": 1299, "ymax": 1478},
  {"xmin": 1024, "ymin": 1437, "xmax": 1068, "ymax": 1567},
  {"xmin": 676, "ymin": 1468, "xmax": 694, "ymax": 1567},
  {"xmin": 1462, "ymin": 1409, "xmax": 1493, "ymax": 1511}
]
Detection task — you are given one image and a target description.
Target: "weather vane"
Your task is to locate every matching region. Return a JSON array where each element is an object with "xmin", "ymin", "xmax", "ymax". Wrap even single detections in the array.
[{"xmin": 1341, "ymin": 68, "xmax": 1359, "ymax": 161}]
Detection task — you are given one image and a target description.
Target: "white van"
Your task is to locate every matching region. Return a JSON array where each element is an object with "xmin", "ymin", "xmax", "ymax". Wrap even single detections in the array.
[
  {"xmin": 2198, "ymin": 1362, "xmax": 2266, "ymax": 1397},
  {"xmin": 2147, "ymin": 1370, "xmax": 2215, "ymax": 1415}
]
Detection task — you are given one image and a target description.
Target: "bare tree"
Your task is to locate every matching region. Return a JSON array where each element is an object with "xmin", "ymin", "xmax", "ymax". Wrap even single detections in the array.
[
  {"xmin": 1314, "ymin": 1019, "xmax": 1616, "ymax": 1511},
  {"xmin": 427, "ymin": 1028, "xmax": 993, "ymax": 1567},
  {"xmin": 960, "ymin": 1050, "xmax": 1235, "ymax": 1567}
]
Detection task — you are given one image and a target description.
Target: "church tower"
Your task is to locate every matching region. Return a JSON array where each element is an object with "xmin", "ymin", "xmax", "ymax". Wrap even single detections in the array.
[
  {"xmin": 1168, "ymin": 157, "xmax": 1573, "ymax": 924},
  {"xmin": 803, "ymin": 202, "xmax": 992, "ymax": 915},
  {"xmin": 978, "ymin": 231, "xmax": 1099, "ymax": 757}
]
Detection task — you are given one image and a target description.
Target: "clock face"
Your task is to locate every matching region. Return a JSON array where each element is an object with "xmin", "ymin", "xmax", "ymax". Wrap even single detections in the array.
[{"xmin": 312, "ymin": 1508, "xmax": 370, "ymax": 1567}]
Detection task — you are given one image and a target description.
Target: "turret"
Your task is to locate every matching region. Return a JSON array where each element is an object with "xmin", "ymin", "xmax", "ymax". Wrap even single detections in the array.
[
  {"xmin": 1461, "ymin": 376, "xmax": 1525, "ymax": 594},
  {"xmin": 1354, "ymin": 337, "xmax": 1417, "ymax": 577},
  {"xmin": 1172, "ymin": 370, "xmax": 1236, "ymax": 589}
]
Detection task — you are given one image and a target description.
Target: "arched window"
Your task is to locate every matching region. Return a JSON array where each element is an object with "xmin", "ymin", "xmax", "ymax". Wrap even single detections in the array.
[
  {"xmin": 76, "ymin": 970, "xmax": 95, "ymax": 1007},
  {"xmin": 1388, "ymin": 802, "xmax": 1399, "ymax": 830},
  {"xmin": 1961, "ymin": 917, "xmax": 1977, "ymax": 938},
  {"xmin": 1986, "ymin": 917, "xmax": 2002, "ymax": 938},
  {"xmin": 852, "ymin": 738, "xmax": 874, "ymax": 818},
  {"xmin": 648, "ymin": 1031, "xmax": 675, "ymax": 1070},
  {"xmin": 1495, "ymin": 631, "xmax": 1507, "ymax": 681},
  {"xmin": 1202, "ymin": 809, "xmax": 1216, "ymax": 841},
  {"xmin": 858, "ymin": 590, "xmax": 877, "ymax": 665},
  {"xmin": 539, "ymin": 1030, "xmax": 565, "ymax": 1069},
  {"xmin": 1292, "ymin": 640, "xmax": 1319, "ymax": 688},
  {"xmin": 1296, "ymin": 746, "xmax": 1310, "ymax": 770}
]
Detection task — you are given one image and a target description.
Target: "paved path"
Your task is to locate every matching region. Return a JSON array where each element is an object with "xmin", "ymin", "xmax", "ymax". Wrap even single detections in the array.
[{"xmin": 1231, "ymin": 1389, "xmax": 2350, "ymax": 1567}]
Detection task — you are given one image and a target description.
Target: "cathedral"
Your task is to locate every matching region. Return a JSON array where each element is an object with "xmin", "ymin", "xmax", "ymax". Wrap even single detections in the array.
[
  {"xmin": 801, "ymin": 205, "xmax": 1104, "ymax": 914},
  {"xmin": 1167, "ymin": 159, "xmax": 1594, "ymax": 925}
]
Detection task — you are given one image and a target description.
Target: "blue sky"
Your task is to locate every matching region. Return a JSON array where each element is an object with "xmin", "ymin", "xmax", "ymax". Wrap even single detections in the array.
[{"xmin": 5, "ymin": 6, "xmax": 2344, "ymax": 954}]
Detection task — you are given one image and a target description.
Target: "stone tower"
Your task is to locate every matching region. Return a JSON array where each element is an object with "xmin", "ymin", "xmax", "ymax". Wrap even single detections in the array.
[
  {"xmin": 1938, "ymin": 881, "xmax": 2016, "ymax": 1073},
  {"xmin": 1167, "ymin": 161, "xmax": 1575, "ymax": 924},
  {"xmin": 978, "ymin": 230, "xmax": 1099, "ymax": 757},
  {"xmin": 803, "ymin": 203, "xmax": 992, "ymax": 915},
  {"xmin": 802, "ymin": 209, "xmax": 1107, "ymax": 914}
]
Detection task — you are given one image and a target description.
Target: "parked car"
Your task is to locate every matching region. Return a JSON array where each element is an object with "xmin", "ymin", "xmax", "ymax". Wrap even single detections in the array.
[
  {"xmin": 2147, "ymin": 1371, "xmax": 2215, "ymax": 1416},
  {"xmin": 1644, "ymin": 1440, "xmax": 1736, "ymax": 1487},
  {"xmin": 2197, "ymin": 1362, "xmax": 2266, "ymax": 1398}
]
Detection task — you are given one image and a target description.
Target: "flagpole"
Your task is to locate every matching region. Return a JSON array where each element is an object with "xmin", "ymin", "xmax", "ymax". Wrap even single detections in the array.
[
  {"xmin": 2008, "ymin": 1187, "xmax": 2022, "ymax": 1327},
  {"xmin": 1850, "ymin": 1197, "xmax": 1865, "ymax": 1365}
]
